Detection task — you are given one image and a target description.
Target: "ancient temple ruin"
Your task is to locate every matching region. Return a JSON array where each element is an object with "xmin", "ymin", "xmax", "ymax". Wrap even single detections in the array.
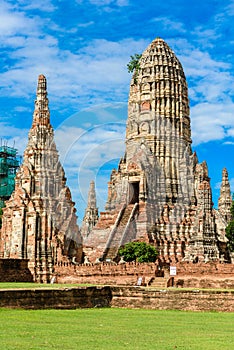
[
  {"xmin": 0, "ymin": 37, "xmax": 232, "ymax": 282},
  {"xmin": 84, "ymin": 37, "xmax": 231, "ymax": 263},
  {"xmin": 0, "ymin": 75, "xmax": 83, "ymax": 282}
]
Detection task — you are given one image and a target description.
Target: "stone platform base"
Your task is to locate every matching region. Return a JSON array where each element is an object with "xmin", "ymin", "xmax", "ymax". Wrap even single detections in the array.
[
  {"xmin": 0, "ymin": 286, "xmax": 233, "ymax": 312},
  {"xmin": 111, "ymin": 287, "xmax": 234, "ymax": 312},
  {"xmin": 0, "ymin": 259, "xmax": 33, "ymax": 282}
]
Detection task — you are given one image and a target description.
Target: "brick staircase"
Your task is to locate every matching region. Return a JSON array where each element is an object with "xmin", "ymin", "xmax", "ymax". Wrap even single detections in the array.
[
  {"xmin": 148, "ymin": 277, "xmax": 168, "ymax": 288},
  {"xmin": 94, "ymin": 211, "xmax": 118, "ymax": 229},
  {"xmin": 119, "ymin": 205, "xmax": 134, "ymax": 226},
  {"xmin": 103, "ymin": 204, "xmax": 135, "ymax": 261}
]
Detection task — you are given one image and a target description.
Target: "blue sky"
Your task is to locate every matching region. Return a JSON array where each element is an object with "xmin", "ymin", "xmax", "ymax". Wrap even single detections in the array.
[{"xmin": 1, "ymin": 0, "xmax": 234, "ymax": 223}]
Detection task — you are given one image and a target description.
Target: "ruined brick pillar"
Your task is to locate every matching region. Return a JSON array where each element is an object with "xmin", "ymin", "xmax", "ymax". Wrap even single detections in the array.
[
  {"xmin": 218, "ymin": 168, "xmax": 232, "ymax": 222},
  {"xmin": 81, "ymin": 180, "xmax": 99, "ymax": 238}
]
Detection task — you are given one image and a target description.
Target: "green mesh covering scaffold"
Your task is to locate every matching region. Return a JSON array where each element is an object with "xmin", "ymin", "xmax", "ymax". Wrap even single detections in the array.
[{"xmin": 0, "ymin": 145, "xmax": 20, "ymax": 208}]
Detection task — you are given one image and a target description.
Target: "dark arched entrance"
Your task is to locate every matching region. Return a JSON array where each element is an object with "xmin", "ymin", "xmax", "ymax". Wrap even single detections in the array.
[{"xmin": 129, "ymin": 181, "xmax": 139, "ymax": 204}]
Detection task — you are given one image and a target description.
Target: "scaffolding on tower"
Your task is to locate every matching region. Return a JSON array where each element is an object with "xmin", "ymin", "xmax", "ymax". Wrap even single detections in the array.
[{"xmin": 0, "ymin": 144, "xmax": 20, "ymax": 209}]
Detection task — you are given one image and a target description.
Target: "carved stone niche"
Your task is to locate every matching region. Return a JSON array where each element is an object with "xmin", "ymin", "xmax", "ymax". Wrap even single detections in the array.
[
  {"xmin": 142, "ymin": 83, "xmax": 150, "ymax": 92},
  {"xmin": 139, "ymin": 121, "xmax": 150, "ymax": 134},
  {"xmin": 141, "ymin": 101, "xmax": 151, "ymax": 111},
  {"xmin": 131, "ymin": 121, "xmax": 139, "ymax": 135}
]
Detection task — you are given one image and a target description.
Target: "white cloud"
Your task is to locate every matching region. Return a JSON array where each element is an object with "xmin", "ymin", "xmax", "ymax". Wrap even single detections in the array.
[
  {"xmin": 164, "ymin": 37, "xmax": 234, "ymax": 146},
  {"xmin": 14, "ymin": 0, "xmax": 56, "ymax": 12},
  {"xmin": 116, "ymin": 0, "xmax": 129, "ymax": 6},
  {"xmin": 227, "ymin": 129, "xmax": 234, "ymax": 137},
  {"xmin": 0, "ymin": 121, "xmax": 28, "ymax": 155},
  {"xmin": 191, "ymin": 103, "xmax": 234, "ymax": 145},
  {"xmin": 89, "ymin": 0, "xmax": 113, "ymax": 4},
  {"xmin": 0, "ymin": 1, "xmax": 36, "ymax": 36},
  {"xmin": 2, "ymin": 2, "xmax": 232, "ymax": 150},
  {"xmin": 55, "ymin": 123, "xmax": 125, "ymax": 169},
  {"xmin": 14, "ymin": 106, "xmax": 31, "ymax": 113},
  {"xmin": 88, "ymin": 0, "xmax": 129, "ymax": 6},
  {"xmin": 77, "ymin": 21, "xmax": 95, "ymax": 28},
  {"xmin": 54, "ymin": 118, "xmax": 126, "ymax": 213},
  {"xmin": 151, "ymin": 17, "xmax": 186, "ymax": 33},
  {"xmin": 2, "ymin": 27, "xmax": 234, "ymax": 148},
  {"xmin": 0, "ymin": 35, "xmax": 148, "ymax": 109}
]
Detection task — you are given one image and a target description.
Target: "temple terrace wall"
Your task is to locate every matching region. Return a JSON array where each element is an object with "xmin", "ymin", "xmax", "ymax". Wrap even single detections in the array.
[
  {"xmin": 0, "ymin": 259, "xmax": 33, "ymax": 282},
  {"xmin": 0, "ymin": 286, "xmax": 111, "ymax": 309},
  {"xmin": 54, "ymin": 261, "xmax": 234, "ymax": 289},
  {"xmin": 111, "ymin": 287, "xmax": 234, "ymax": 312},
  {"xmin": 0, "ymin": 259, "xmax": 233, "ymax": 290},
  {"xmin": 0, "ymin": 287, "xmax": 233, "ymax": 312}
]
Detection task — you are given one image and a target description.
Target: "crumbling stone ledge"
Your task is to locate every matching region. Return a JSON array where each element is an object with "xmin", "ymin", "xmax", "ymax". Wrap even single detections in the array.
[
  {"xmin": 111, "ymin": 287, "xmax": 234, "ymax": 312},
  {"xmin": 0, "ymin": 286, "xmax": 234, "ymax": 312},
  {"xmin": 0, "ymin": 286, "xmax": 112, "ymax": 309}
]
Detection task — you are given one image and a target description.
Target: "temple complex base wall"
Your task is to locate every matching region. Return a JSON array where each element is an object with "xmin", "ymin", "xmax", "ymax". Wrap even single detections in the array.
[
  {"xmin": 0, "ymin": 259, "xmax": 33, "ymax": 282},
  {"xmin": 54, "ymin": 261, "xmax": 234, "ymax": 289},
  {"xmin": 0, "ymin": 286, "xmax": 111, "ymax": 309},
  {"xmin": 0, "ymin": 259, "xmax": 233, "ymax": 289},
  {"xmin": 111, "ymin": 287, "xmax": 234, "ymax": 312},
  {"xmin": 0, "ymin": 286, "xmax": 233, "ymax": 312}
]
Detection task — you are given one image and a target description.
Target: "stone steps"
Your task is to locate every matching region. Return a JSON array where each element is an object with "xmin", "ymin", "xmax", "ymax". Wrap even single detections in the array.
[
  {"xmin": 119, "ymin": 205, "xmax": 134, "ymax": 227},
  {"xmin": 148, "ymin": 277, "xmax": 168, "ymax": 288},
  {"xmin": 95, "ymin": 211, "xmax": 118, "ymax": 229},
  {"xmin": 104, "ymin": 204, "xmax": 135, "ymax": 260}
]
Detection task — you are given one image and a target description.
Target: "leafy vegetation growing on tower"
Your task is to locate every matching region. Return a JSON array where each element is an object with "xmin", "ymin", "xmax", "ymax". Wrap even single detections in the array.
[{"xmin": 127, "ymin": 54, "xmax": 142, "ymax": 84}]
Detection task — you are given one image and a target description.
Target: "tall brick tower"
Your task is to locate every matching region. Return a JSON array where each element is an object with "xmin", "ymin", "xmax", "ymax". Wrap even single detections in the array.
[
  {"xmin": 84, "ymin": 38, "xmax": 231, "ymax": 263},
  {"xmin": 0, "ymin": 75, "xmax": 83, "ymax": 282}
]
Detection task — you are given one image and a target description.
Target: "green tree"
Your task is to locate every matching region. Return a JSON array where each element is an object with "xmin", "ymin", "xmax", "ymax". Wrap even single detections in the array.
[
  {"xmin": 127, "ymin": 54, "xmax": 142, "ymax": 84},
  {"xmin": 119, "ymin": 241, "xmax": 158, "ymax": 263},
  {"xmin": 225, "ymin": 198, "xmax": 234, "ymax": 251}
]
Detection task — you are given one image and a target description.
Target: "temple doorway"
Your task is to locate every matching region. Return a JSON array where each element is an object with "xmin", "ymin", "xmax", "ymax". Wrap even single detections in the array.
[{"xmin": 129, "ymin": 181, "xmax": 139, "ymax": 204}]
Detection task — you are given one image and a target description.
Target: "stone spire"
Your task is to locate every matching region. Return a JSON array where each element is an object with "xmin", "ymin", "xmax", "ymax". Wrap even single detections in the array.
[
  {"xmin": 81, "ymin": 180, "xmax": 99, "ymax": 238},
  {"xmin": 187, "ymin": 161, "xmax": 219, "ymax": 261},
  {"xmin": 126, "ymin": 37, "xmax": 191, "ymax": 150},
  {"xmin": 32, "ymin": 74, "xmax": 50, "ymax": 127},
  {"xmin": 106, "ymin": 37, "xmax": 196, "ymax": 212},
  {"xmin": 88, "ymin": 180, "xmax": 97, "ymax": 208},
  {"xmin": 0, "ymin": 75, "xmax": 83, "ymax": 282},
  {"xmin": 218, "ymin": 168, "xmax": 232, "ymax": 222},
  {"xmin": 83, "ymin": 37, "xmax": 230, "ymax": 263}
]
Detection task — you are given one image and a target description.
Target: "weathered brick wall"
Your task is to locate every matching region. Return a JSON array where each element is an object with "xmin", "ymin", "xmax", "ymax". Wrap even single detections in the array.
[
  {"xmin": 111, "ymin": 287, "xmax": 234, "ymax": 312},
  {"xmin": 54, "ymin": 261, "xmax": 234, "ymax": 288},
  {"xmin": 1, "ymin": 258, "xmax": 233, "ymax": 289},
  {"xmin": 54, "ymin": 261, "xmax": 157, "ymax": 285},
  {"xmin": 0, "ymin": 286, "xmax": 112, "ymax": 309},
  {"xmin": 0, "ymin": 259, "xmax": 33, "ymax": 282},
  {"xmin": 174, "ymin": 261, "xmax": 234, "ymax": 276},
  {"xmin": 172, "ymin": 262, "xmax": 234, "ymax": 289},
  {"xmin": 0, "ymin": 286, "xmax": 233, "ymax": 312}
]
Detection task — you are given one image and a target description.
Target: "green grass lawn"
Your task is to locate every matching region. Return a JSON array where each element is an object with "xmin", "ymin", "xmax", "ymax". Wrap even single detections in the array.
[
  {"xmin": 0, "ymin": 282, "xmax": 93, "ymax": 289},
  {"xmin": 1, "ymin": 282, "xmax": 234, "ymax": 292},
  {"xmin": 0, "ymin": 308, "xmax": 233, "ymax": 350}
]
